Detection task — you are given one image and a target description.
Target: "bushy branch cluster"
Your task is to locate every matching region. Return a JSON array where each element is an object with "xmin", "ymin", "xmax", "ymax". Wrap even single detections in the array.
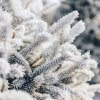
[{"xmin": 0, "ymin": 0, "xmax": 99, "ymax": 100}]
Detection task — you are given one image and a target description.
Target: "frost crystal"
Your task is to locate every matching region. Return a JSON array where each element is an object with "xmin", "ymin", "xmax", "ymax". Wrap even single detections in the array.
[{"xmin": 0, "ymin": 0, "xmax": 99, "ymax": 100}]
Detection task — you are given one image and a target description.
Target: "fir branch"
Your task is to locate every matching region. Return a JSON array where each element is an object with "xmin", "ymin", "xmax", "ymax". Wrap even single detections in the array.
[
  {"xmin": 8, "ymin": 51, "xmax": 31, "ymax": 72},
  {"xmin": 57, "ymin": 60, "xmax": 86, "ymax": 83},
  {"xmin": 16, "ymin": 78, "xmax": 33, "ymax": 94},
  {"xmin": 37, "ymin": 85, "xmax": 64, "ymax": 99},
  {"xmin": 19, "ymin": 35, "xmax": 48, "ymax": 58},
  {"xmin": 31, "ymin": 55, "xmax": 65, "ymax": 79},
  {"xmin": 54, "ymin": 83, "xmax": 85, "ymax": 99},
  {"xmin": 69, "ymin": 20, "xmax": 85, "ymax": 42},
  {"xmin": 50, "ymin": 11, "xmax": 79, "ymax": 34}
]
